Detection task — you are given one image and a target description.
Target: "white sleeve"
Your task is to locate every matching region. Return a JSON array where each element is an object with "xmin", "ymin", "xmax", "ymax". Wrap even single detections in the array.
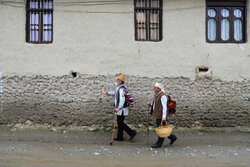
[
  {"xmin": 117, "ymin": 88, "xmax": 125, "ymax": 109},
  {"xmin": 161, "ymin": 95, "xmax": 168, "ymax": 119},
  {"xmin": 107, "ymin": 91, "xmax": 115, "ymax": 96}
]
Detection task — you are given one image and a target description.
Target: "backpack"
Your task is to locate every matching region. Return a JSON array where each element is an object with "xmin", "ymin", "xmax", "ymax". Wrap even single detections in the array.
[
  {"xmin": 118, "ymin": 86, "xmax": 134, "ymax": 108},
  {"xmin": 167, "ymin": 95, "xmax": 176, "ymax": 115}
]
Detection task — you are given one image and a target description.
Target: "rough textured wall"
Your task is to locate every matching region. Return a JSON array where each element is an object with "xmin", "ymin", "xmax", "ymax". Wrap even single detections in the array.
[{"xmin": 0, "ymin": 74, "xmax": 249, "ymax": 127}]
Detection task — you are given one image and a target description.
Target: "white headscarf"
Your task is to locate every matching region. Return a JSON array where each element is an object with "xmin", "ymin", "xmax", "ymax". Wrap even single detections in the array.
[{"xmin": 154, "ymin": 82, "xmax": 165, "ymax": 92}]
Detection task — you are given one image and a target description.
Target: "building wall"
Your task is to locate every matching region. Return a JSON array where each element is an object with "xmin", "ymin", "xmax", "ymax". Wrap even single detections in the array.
[
  {"xmin": 0, "ymin": 0, "xmax": 250, "ymax": 80},
  {"xmin": 0, "ymin": 0, "xmax": 249, "ymax": 127}
]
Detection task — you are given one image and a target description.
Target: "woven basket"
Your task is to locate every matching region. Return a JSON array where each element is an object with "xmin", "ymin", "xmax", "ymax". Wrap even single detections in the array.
[{"xmin": 155, "ymin": 125, "xmax": 173, "ymax": 138}]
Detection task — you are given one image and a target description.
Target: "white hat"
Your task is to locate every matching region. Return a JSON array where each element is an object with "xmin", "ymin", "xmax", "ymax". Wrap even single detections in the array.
[{"xmin": 154, "ymin": 82, "xmax": 165, "ymax": 92}]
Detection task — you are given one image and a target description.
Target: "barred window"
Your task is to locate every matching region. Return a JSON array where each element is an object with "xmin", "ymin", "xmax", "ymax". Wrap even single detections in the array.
[
  {"xmin": 206, "ymin": 0, "xmax": 247, "ymax": 43},
  {"xmin": 26, "ymin": 0, "xmax": 53, "ymax": 44},
  {"xmin": 134, "ymin": 0, "xmax": 163, "ymax": 41}
]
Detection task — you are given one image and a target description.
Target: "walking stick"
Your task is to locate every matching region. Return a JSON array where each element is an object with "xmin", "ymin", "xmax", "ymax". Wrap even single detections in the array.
[
  {"xmin": 146, "ymin": 106, "xmax": 150, "ymax": 145},
  {"xmin": 110, "ymin": 112, "xmax": 117, "ymax": 145}
]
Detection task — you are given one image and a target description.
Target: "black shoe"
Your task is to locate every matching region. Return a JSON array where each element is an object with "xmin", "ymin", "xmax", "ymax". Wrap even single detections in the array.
[
  {"xmin": 129, "ymin": 132, "xmax": 137, "ymax": 142},
  {"xmin": 151, "ymin": 144, "xmax": 161, "ymax": 148},
  {"xmin": 114, "ymin": 138, "xmax": 124, "ymax": 141},
  {"xmin": 170, "ymin": 136, "xmax": 177, "ymax": 145}
]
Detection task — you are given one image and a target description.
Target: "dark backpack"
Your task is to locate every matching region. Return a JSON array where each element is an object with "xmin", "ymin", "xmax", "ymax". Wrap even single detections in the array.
[
  {"xmin": 118, "ymin": 86, "xmax": 134, "ymax": 108},
  {"xmin": 167, "ymin": 95, "xmax": 176, "ymax": 115}
]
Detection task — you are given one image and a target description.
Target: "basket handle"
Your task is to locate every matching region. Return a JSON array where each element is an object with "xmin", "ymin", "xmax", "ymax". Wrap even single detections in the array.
[{"xmin": 160, "ymin": 121, "xmax": 167, "ymax": 126}]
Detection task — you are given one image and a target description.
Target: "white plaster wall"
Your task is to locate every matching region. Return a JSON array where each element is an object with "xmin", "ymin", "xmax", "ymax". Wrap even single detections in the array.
[{"xmin": 0, "ymin": 0, "xmax": 249, "ymax": 81}]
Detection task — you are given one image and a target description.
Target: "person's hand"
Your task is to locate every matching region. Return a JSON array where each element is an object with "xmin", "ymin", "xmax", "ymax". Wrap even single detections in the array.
[
  {"xmin": 162, "ymin": 117, "xmax": 166, "ymax": 122},
  {"xmin": 100, "ymin": 89, "xmax": 107, "ymax": 94},
  {"xmin": 114, "ymin": 108, "xmax": 119, "ymax": 113},
  {"xmin": 147, "ymin": 102, "xmax": 151, "ymax": 108}
]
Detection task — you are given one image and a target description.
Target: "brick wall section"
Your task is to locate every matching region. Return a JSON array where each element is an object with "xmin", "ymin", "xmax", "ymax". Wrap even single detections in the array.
[{"xmin": 0, "ymin": 75, "xmax": 249, "ymax": 127}]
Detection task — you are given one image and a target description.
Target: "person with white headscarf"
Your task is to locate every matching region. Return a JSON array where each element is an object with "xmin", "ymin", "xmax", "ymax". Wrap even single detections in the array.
[{"xmin": 147, "ymin": 82, "xmax": 177, "ymax": 148}]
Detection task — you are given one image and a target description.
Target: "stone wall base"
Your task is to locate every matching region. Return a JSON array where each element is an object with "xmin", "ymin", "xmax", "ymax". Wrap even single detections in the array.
[{"xmin": 0, "ymin": 75, "xmax": 249, "ymax": 127}]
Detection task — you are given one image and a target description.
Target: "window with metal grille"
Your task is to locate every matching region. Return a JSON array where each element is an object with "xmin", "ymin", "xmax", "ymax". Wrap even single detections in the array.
[
  {"xmin": 26, "ymin": 0, "xmax": 53, "ymax": 44},
  {"xmin": 206, "ymin": 0, "xmax": 247, "ymax": 43},
  {"xmin": 134, "ymin": 0, "xmax": 163, "ymax": 41}
]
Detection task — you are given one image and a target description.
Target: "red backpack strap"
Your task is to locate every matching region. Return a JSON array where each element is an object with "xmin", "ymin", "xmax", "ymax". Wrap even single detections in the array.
[{"xmin": 167, "ymin": 95, "xmax": 171, "ymax": 101}]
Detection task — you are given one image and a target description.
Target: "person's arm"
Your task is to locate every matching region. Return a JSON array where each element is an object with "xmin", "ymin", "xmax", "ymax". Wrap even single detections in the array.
[
  {"xmin": 161, "ymin": 95, "xmax": 168, "ymax": 121},
  {"xmin": 107, "ymin": 91, "xmax": 115, "ymax": 96},
  {"xmin": 100, "ymin": 89, "xmax": 115, "ymax": 96}
]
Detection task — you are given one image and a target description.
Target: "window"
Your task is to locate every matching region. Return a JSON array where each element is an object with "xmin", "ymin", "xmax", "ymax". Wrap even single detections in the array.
[
  {"xmin": 26, "ymin": 0, "xmax": 53, "ymax": 44},
  {"xmin": 206, "ymin": 0, "xmax": 247, "ymax": 43},
  {"xmin": 134, "ymin": 0, "xmax": 163, "ymax": 41}
]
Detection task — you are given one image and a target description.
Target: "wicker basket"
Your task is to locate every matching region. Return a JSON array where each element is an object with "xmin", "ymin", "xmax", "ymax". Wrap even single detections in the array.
[{"xmin": 155, "ymin": 125, "xmax": 173, "ymax": 138}]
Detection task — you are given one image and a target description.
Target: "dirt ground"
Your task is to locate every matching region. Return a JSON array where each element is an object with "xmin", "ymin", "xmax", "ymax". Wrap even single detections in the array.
[{"xmin": 0, "ymin": 125, "xmax": 250, "ymax": 167}]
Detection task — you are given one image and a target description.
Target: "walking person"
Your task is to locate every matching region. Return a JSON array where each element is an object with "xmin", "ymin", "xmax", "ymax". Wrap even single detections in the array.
[
  {"xmin": 147, "ymin": 82, "xmax": 177, "ymax": 148},
  {"xmin": 100, "ymin": 74, "xmax": 137, "ymax": 141}
]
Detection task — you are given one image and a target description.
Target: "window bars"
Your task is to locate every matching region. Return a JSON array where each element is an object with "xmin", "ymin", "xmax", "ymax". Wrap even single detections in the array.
[
  {"xmin": 134, "ymin": 0, "xmax": 163, "ymax": 41},
  {"xmin": 26, "ymin": 0, "xmax": 53, "ymax": 43}
]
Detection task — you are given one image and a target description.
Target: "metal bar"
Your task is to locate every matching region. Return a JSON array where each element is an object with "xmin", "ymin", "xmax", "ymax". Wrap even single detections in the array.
[
  {"xmin": 47, "ymin": 10, "xmax": 49, "ymax": 41},
  {"xmin": 51, "ymin": 4, "xmax": 53, "ymax": 42},
  {"xmin": 157, "ymin": 10, "xmax": 159, "ymax": 40},
  {"xmin": 32, "ymin": 12, "xmax": 35, "ymax": 42},
  {"xmin": 29, "ymin": 12, "xmax": 31, "ymax": 42}
]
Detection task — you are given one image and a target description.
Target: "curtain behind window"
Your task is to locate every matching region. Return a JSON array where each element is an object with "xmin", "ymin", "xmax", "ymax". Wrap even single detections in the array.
[
  {"xmin": 207, "ymin": 9, "xmax": 216, "ymax": 41},
  {"xmin": 234, "ymin": 9, "xmax": 242, "ymax": 41}
]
